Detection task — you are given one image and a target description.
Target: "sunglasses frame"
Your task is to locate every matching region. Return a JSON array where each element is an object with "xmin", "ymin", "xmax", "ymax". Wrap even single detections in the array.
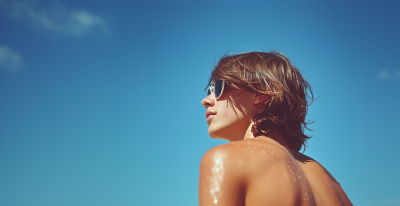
[{"xmin": 207, "ymin": 80, "xmax": 225, "ymax": 99}]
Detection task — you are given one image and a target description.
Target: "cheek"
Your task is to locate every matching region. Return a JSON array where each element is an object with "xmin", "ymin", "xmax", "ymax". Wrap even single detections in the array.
[
  {"xmin": 222, "ymin": 102, "xmax": 246, "ymax": 123},
  {"xmin": 224, "ymin": 108, "xmax": 233, "ymax": 118}
]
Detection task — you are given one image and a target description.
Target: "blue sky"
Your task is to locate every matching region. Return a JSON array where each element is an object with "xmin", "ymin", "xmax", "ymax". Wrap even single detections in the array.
[{"xmin": 0, "ymin": 0, "xmax": 399, "ymax": 205}]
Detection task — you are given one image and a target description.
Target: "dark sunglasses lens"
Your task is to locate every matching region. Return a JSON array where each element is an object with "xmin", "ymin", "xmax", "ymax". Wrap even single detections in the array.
[
  {"xmin": 207, "ymin": 87, "xmax": 212, "ymax": 96},
  {"xmin": 214, "ymin": 80, "xmax": 224, "ymax": 98}
]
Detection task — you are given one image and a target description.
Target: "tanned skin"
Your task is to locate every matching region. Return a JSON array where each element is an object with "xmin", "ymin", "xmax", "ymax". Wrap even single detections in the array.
[{"xmin": 200, "ymin": 85, "xmax": 352, "ymax": 206}]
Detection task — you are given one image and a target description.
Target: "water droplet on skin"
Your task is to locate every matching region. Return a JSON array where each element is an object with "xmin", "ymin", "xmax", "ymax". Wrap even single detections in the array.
[
  {"xmin": 250, "ymin": 151, "xmax": 253, "ymax": 153},
  {"xmin": 262, "ymin": 150, "xmax": 265, "ymax": 153},
  {"xmin": 214, "ymin": 199, "xmax": 218, "ymax": 203}
]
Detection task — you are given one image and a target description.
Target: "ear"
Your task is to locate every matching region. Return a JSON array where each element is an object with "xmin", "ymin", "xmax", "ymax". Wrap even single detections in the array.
[{"xmin": 253, "ymin": 93, "xmax": 270, "ymax": 105}]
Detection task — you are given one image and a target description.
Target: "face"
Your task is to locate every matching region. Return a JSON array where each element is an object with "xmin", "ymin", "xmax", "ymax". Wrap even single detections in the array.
[{"xmin": 201, "ymin": 83, "xmax": 260, "ymax": 141}]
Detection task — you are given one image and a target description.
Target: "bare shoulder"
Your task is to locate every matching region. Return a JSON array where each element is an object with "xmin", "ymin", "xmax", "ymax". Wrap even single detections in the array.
[
  {"xmin": 199, "ymin": 142, "xmax": 247, "ymax": 206},
  {"xmin": 201, "ymin": 139, "xmax": 285, "ymax": 170},
  {"xmin": 199, "ymin": 140, "xmax": 289, "ymax": 206},
  {"xmin": 200, "ymin": 142, "xmax": 247, "ymax": 176},
  {"xmin": 200, "ymin": 140, "xmax": 352, "ymax": 206}
]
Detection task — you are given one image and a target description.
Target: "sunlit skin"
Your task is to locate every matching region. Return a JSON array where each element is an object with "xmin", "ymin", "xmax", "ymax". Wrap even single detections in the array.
[{"xmin": 200, "ymin": 85, "xmax": 353, "ymax": 206}]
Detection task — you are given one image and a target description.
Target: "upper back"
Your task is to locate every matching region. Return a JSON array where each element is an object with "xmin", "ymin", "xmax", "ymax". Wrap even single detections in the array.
[
  {"xmin": 199, "ymin": 137, "xmax": 352, "ymax": 206},
  {"xmin": 239, "ymin": 138, "xmax": 352, "ymax": 206}
]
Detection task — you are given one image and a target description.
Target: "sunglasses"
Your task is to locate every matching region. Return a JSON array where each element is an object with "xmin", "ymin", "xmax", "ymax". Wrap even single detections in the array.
[{"xmin": 206, "ymin": 80, "xmax": 225, "ymax": 99}]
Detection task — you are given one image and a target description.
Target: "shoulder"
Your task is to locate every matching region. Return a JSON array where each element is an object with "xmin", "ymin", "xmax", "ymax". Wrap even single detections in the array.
[
  {"xmin": 199, "ymin": 142, "xmax": 248, "ymax": 205},
  {"xmin": 201, "ymin": 141, "xmax": 241, "ymax": 160},
  {"xmin": 200, "ymin": 139, "xmax": 284, "ymax": 175},
  {"xmin": 199, "ymin": 141, "xmax": 251, "ymax": 184},
  {"xmin": 200, "ymin": 142, "xmax": 243, "ymax": 172},
  {"xmin": 199, "ymin": 140, "xmax": 300, "ymax": 205}
]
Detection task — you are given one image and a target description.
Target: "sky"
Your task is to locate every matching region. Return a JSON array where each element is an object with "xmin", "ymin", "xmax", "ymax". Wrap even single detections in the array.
[{"xmin": 0, "ymin": 0, "xmax": 399, "ymax": 205}]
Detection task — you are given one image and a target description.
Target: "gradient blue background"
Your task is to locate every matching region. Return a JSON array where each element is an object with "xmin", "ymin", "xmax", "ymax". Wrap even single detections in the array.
[{"xmin": 1, "ymin": 0, "xmax": 399, "ymax": 205}]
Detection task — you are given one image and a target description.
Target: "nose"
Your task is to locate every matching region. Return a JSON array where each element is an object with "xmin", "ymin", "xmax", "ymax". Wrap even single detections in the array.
[{"xmin": 201, "ymin": 94, "xmax": 215, "ymax": 109}]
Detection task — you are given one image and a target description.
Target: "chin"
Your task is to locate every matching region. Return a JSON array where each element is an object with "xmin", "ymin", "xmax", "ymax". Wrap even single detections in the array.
[
  {"xmin": 207, "ymin": 128, "xmax": 221, "ymax": 139},
  {"xmin": 208, "ymin": 126, "xmax": 227, "ymax": 139}
]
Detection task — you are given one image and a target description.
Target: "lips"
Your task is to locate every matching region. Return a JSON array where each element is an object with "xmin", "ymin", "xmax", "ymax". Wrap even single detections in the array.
[{"xmin": 205, "ymin": 110, "xmax": 216, "ymax": 123}]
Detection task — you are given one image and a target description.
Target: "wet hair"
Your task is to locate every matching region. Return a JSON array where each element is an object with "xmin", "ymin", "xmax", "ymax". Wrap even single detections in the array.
[{"xmin": 208, "ymin": 51, "xmax": 314, "ymax": 152}]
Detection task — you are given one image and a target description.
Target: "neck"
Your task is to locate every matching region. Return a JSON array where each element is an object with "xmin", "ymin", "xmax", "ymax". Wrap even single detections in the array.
[{"xmin": 243, "ymin": 123, "xmax": 289, "ymax": 148}]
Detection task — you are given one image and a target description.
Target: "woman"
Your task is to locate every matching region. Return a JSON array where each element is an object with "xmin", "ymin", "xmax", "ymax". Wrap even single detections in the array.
[{"xmin": 200, "ymin": 52, "xmax": 352, "ymax": 206}]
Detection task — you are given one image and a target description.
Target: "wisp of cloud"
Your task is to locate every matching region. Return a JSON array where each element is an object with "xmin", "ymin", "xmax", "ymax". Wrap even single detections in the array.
[
  {"xmin": 0, "ymin": 45, "xmax": 23, "ymax": 72},
  {"xmin": 0, "ymin": 0, "xmax": 109, "ymax": 37}
]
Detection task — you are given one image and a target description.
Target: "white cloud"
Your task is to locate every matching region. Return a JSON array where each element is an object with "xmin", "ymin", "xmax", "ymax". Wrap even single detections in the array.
[
  {"xmin": 0, "ymin": 46, "xmax": 23, "ymax": 72},
  {"xmin": 377, "ymin": 70, "xmax": 400, "ymax": 80},
  {"xmin": 378, "ymin": 70, "xmax": 390, "ymax": 80},
  {"xmin": 0, "ymin": 0, "xmax": 109, "ymax": 37}
]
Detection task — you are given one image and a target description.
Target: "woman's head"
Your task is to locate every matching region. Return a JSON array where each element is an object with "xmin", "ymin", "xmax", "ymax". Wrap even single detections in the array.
[{"xmin": 203, "ymin": 51, "xmax": 314, "ymax": 151}]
